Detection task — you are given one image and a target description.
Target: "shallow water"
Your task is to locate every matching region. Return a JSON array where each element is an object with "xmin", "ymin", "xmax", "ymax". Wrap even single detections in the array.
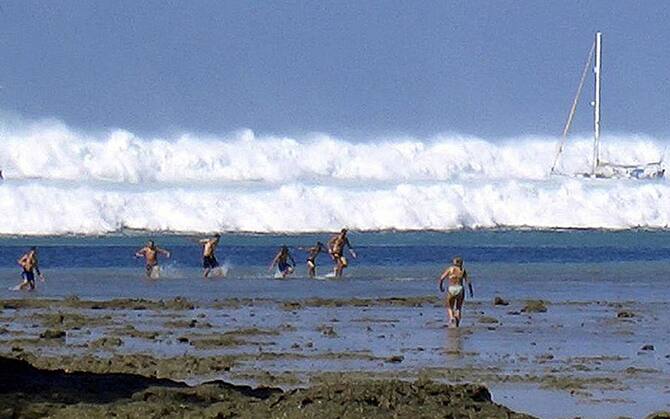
[
  {"xmin": 1, "ymin": 230, "xmax": 670, "ymax": 302},
  {"xmin": 1, "ymin": 230, "xmax": 670, "ymax": 418}
]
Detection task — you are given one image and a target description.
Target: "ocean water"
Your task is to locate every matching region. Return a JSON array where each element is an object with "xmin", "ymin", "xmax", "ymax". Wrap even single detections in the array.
[
  {"xmin": 0, "ymin": 119, "xmax": 669, "ymax": 234},
  {"xmin": 1, "ymin": 230, "xmax": 669, "ymax": 302}
]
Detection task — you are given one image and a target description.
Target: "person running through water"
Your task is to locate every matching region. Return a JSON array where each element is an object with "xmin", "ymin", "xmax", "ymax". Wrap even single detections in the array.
[
  {"xmin": 16, "ymin": 247, "xmax": 45, "ymax": 290},
  {"xmin": 328, "ymin": 228, "xmax": 357, "ymax": 278},
  {"xmin": 302, "ymin": 241, "xmax": 328, "ymax": 278},
  {"xmin": 269, "ymin": 246, "xmax": 296, "ymax": 278},
  {"xmin": 438, "ymin": 256, "xmax": 474, "ymax": 327},
  {"xmin": 135, "ymin": 240, "xmax": 171, "ymax": 278},
  {"xmin": 199, "ymin": 233, "xmax": 221, "ymax": 278}
]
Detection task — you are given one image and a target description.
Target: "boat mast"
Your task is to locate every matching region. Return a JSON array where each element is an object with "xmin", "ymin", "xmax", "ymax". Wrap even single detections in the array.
[{"xmin": 592, "ymin": 31, "xmax": 602, "ymax": 175}]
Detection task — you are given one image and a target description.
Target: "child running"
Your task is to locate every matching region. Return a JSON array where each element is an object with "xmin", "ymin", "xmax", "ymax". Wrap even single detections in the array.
[
  {"xmin": 302, "ymin": 241, "xmax": 328, "ymax": 278},
  {"xmin": 269, "ymin": 246, "xmax": 296, "ymax": 278}
]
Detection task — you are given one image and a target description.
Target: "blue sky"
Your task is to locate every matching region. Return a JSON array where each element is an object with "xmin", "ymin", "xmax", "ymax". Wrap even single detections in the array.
[{"xmin": 1, "ymin": 1, "xmax": 669, "ymax": 138}]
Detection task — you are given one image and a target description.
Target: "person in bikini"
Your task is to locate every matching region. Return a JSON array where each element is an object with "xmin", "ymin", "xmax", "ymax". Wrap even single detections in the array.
[
  {"xmin": 301, "ymin": 241, "xmax": 328, "ymax": 278},
  {"xmin": 16, "ymin": 247, "xmax": 45, "ymax": 290},
  {"xmin": 269, "ymin": 246, "xmax": 296, "ymax": 278},
  {"xmin": 438, "ymin": 256, "xmax": 473, "ymax": 327},
  {"xmin": 328, "ymin": 228, "xmax": 356, "ymax": 278},
  {"xmin": 135, "ymin": 240, "xmax": 171, "ymax": 278},
  {"xmin": 199, "ymin": 233, "xmax": 221, "ymax": 278}
]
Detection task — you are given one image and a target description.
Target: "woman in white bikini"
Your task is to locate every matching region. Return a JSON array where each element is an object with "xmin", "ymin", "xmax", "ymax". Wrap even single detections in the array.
[{"xmin": 438, "ymin": 256, "xmax": 474, "ymax": 327}]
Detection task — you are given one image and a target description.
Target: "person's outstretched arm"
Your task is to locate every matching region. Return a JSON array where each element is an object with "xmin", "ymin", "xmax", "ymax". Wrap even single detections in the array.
[
  {"xmin": 465, "ymin": 271, "xmax": 473, "ymax": 298},
  {"xmin": 438, "ymin": 267, "xmax": 450, "ymax": 292},
  {"xmin": 268, "ymin": 253, "xmax": 279, "ymax": 271},
  {"xmin": 157, "ymin": 247, "xmax": 171, "ymax": 258},
  {"xmin": 345, "ymin": 238, "xmax": 357, "ymax": 258},
  {"xmin": 33, "ymin": 258, "xmax": 44, "ymax": 280}
]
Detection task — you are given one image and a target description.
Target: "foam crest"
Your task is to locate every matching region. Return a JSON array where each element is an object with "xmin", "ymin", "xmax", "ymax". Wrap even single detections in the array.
[
  {"xmin": 1, "ymin": 117, "xmax": 669, "ymax": 234},
  {"xmin": 1, "ymin": 119, "xmax": 666, "ymax": 184},
  {"xmin": 0, "ymin": 180, "xmax": 668, "ymax": 235}
]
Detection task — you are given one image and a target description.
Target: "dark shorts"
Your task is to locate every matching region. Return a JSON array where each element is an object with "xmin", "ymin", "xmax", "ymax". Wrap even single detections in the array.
[
  {"xmin": 278, "ymin": 261, "xmax": 291, "ymax": 273},
  {"xmin": 203, "ymin": 255, "xmax": 219, "ymax": 269},
  {"xmin": 22, "ymin": 270, "xmax": 35, "ymax": 285}
]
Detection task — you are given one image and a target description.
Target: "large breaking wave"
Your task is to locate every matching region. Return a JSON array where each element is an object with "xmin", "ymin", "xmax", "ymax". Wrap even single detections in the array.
[{"xmin": 0, "ymin": 118, "xmax": 668, "ymax": 234}]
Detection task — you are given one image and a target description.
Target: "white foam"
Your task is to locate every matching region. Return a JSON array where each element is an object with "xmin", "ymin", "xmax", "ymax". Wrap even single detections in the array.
[
  {"xmin": 1, "ymin": 118, "xmax": 666, "ymax": 184},
  {"xmin": 0, "ymin": 118, "xmax": 668, "ymax": 234},
  {"xmin": 0, "ymin": 178, "xmax": 668, "ymax": 235}
]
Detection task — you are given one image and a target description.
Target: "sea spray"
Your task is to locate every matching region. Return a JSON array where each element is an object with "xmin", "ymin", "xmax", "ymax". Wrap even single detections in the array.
[
  {"xmin": 0, "ymin": 119, "xmax": 666, "ymax": 184},
  {"xmin": 0, "ymin": 118, "xmax": 668, "ymax": 234},
  {"xmin": 0, "ymin": 178, "xmax": 668, "ymax": 234}
]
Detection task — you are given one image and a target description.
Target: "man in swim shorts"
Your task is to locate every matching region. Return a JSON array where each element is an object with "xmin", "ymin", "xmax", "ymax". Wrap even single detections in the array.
[
  {"xmin": 16, "ymin": 247, "xmax": 45, "ymax": 290},
  {"xmin": 328, "ymin": 228, "xmax": 357, "ymax": 278},
  {"xmin": 302, "ymin": 241, "xmax": 327, "ymax": 278},
  {"xmin": 199, "ymin": 233, "xmax": 221, "ymax": 278},
  {"xmin": 269, "ymin": 246, "xmax": 296, "ymax": 278},
  {"xmin": 438, "ymin": 256, "xmax": 474, "ymax": 327},
  {"xmin": 135, "ymin": 240, "xmax": 171, "ymax": 278}
]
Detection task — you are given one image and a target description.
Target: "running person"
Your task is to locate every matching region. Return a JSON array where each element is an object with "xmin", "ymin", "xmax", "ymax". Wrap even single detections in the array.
[
  {"xmin": 328, "ymin": 228, "xmax": 356, "ymax": 278},
  {"xmin": 135, "ymin": 240, "xmax": 171, "ymax": 278},
  {"xmin": 16, "ymin": 247, "xmax": 45, "ymax": 290},
  {"xmin": 438, "ymin": 256, "xmax": 474, "ymax": 327},
  {"xmin": 199, "ymin": 233, "xmax": 221, "ymax": 278},
  {"xmin": 302, "ymin": 241, "xmax": 328, "ymax": 278},
  {"xmin": 269, "ymin": 246, "xmax": 296, "ymax": 278}
]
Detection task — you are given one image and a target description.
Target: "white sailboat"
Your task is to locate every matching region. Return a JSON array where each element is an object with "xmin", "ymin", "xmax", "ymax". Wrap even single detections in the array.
[{"xmin": 551, "ymin": 32, "xmax": 665, "ymax": 179}]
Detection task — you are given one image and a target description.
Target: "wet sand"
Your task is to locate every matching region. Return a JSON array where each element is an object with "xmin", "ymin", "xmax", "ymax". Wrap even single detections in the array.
[{"xmin": 1, "ymin": 296, "xmax": 670, "ymax": 418}]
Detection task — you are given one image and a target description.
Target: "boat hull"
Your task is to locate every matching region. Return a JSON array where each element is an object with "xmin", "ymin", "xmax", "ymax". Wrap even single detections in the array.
[{"xmin": 594, "ymin": 162, "xmax": 665, "ymax": 179}]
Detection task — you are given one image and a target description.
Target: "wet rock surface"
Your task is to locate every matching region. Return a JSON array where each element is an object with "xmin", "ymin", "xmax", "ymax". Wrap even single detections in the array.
[
  {"xmin": 1, "ymin": 296, "xmax": 669, "ymax": 417},
  {"xmin": 40, "ymin": 329, "xmax": 66, "ymax": 339},
  {"xmin": 12, "ymin": 352, "xmax": 236, "ymax": 379},
  {"xmin": 494, "ymin": 296, "xmax": 509, "ymax": 306},
  {"xmin": 521, "ymin": 300, "xmax": 548, "ymax": 313},
  {"xmin": 88, "ymin": 337, "xmax": 123, "ymax": 349},
  {"xmin": 617, "ymin": 310, "xmax": 635, "ymax": 318},
  {"xmin": 0, "ymin": 356, "xmax": 534, "ymax": 418}
]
